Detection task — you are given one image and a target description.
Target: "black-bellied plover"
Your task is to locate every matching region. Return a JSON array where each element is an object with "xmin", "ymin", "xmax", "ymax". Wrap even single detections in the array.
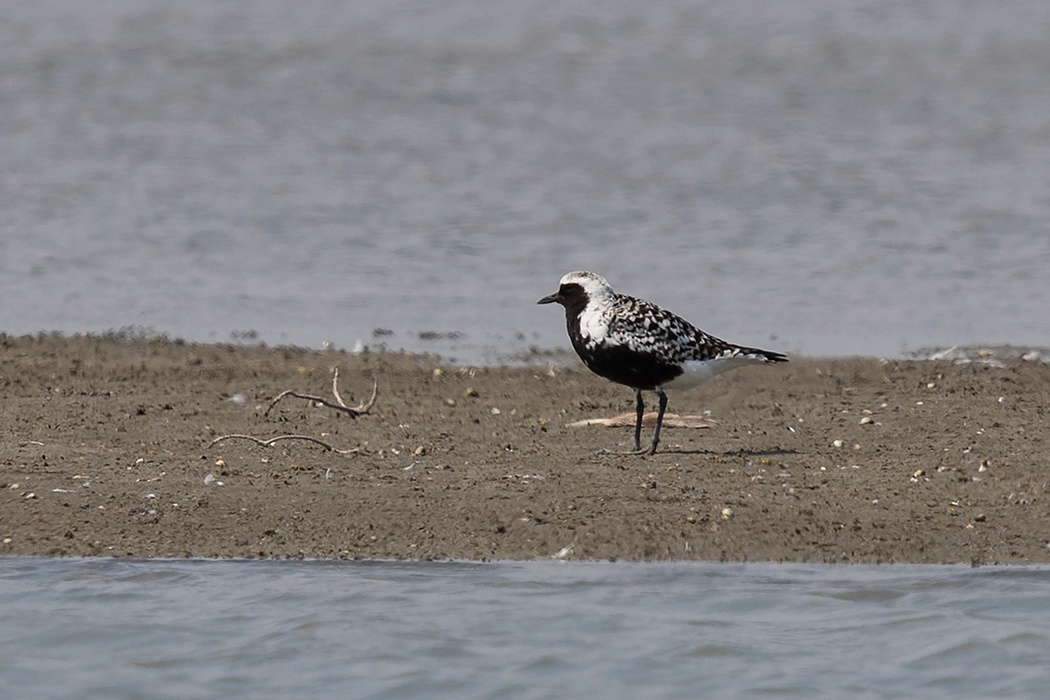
[{"xmin": 538, "ymin": 271, "xmax": 787, "ymax": 454}]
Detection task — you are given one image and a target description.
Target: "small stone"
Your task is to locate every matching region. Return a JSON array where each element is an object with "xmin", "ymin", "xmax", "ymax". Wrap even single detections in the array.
[
  {"xmin": 686, "ymin": 515, "xmax": 696, "ymax": 523},
  {"xmin": 832, "ymin": 439, "xmax": 844, "ymax": 448},
  {"xmin": 432, "ymin": 368, "xmax": 443, "ymax": 377},
  {"xmin": 974, "ymin": 514, "xmax": 986, "ymax": 522},
  {"xmin": 215, "ymin": 458, "xmax": 227, "ymax": 468},
  {"xmin": 859, "ymin": 416, "xmax": 873, "ymax": 425},
  {"xmin": 927, "ymin": 382, "xmax": 936, "ymax": 388},
  {"xmin": 463, "ymin": 387, "xmax": 479, "ymax": 398},
  {"xmin": 913, "ymin": 469, "xmax": 925, "ymax": 478},
  {"xmin": 721, "ymin": 507, "xmax": 733, "ymax": 520},
  {"xmin": 445, "ymin": 398, "xmax": 456, "ymax": 406}
]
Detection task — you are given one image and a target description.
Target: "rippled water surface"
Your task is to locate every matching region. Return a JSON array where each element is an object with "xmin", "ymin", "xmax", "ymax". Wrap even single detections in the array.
[
  {"xmin": 2, "ymin": 1, "xmax": 1050, "ymax": 362},
  {"xmin": 2, "ymin": 557, "xmax": 1050, "ymax": 699}
]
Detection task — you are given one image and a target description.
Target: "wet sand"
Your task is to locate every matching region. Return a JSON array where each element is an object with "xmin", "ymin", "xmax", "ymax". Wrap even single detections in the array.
[{"xmin": 2, "ymin": 334, "xmax": 1049, "ymax": 563}]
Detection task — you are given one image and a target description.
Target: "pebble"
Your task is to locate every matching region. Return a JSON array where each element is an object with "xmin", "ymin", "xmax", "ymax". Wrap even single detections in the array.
[
  {"xmin": 833, "ymin": 439, "xmax": 844, "ymax": 447},
  {"xmin": 721, "ymin": 507, "xmax": 733, "ymax": 520},
  {"xmin": 859, "ymin": 416, "xmax": 873, "ymax": 425}
]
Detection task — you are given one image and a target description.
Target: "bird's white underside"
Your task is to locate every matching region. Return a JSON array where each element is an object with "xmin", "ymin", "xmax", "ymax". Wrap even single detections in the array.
[{"xmin": 661, "ymin": 356, "xmax": 763, "ymax": 390}]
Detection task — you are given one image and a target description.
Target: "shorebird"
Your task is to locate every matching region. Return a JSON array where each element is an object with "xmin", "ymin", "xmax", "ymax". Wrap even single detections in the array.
[{"xmin": 538, "ymin": 271, "xmax": 787, "ymax": 454}]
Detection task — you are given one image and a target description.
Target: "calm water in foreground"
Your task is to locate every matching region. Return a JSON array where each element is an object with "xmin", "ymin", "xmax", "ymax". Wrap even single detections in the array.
[{"xmin": 2, "ymin": 557, "xmax": 1049, "ymax": 699}]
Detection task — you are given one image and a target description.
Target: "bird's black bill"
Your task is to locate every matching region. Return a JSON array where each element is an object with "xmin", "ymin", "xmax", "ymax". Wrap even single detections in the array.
[{"xmin": 537, "ymin": 293, "xmax": 560, "ymax": 305}]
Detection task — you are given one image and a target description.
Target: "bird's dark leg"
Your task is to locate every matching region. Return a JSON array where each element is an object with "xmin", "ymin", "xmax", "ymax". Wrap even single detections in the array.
[
  {"xmin": 647, "ymin": 387, "xmax": 668, "ymax": 455},
  {"xmin": 632, "ymin": 388, "xmax": 644, "ymax": 453}
]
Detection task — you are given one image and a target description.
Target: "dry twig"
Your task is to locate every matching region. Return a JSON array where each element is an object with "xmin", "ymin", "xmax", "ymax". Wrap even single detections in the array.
[
  {"xmin": 208, "ymin": 368, "xmax": 376, "ymax": 455},
  {"xmin": 567, "ymin": 412, "xmax": 718, "ymax": 429},
  {"xmin": 207, "ymin": 433, "xmax": 359, "ymax": 455},
  {"xmin": 264, "ymin": 368, "xmax": 377, "ymax": 418}
]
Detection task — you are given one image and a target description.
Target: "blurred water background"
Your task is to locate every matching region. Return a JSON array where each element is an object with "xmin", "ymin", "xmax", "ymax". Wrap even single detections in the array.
[{"xmin": 1, "ymin": 0, "xmax": 1049, "ymax": 363}]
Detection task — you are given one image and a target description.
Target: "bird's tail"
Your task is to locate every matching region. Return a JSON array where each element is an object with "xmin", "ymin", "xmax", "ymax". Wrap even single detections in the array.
[{"xmin": 738, "ymin": 347, "xmax": 788, "ymax": 364}]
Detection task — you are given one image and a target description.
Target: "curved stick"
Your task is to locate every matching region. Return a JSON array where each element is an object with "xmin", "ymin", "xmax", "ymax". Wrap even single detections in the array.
[
  {"xmin": 264, "ymin": 370, "xmax": 378, "ymax": 418},
  {"xmin": 208, "ymin": 433, "xmax": 360, "ymax": 455}
]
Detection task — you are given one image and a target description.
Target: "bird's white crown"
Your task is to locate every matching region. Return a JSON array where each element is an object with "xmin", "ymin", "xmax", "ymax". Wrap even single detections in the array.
[{"xmin": 560, "ymin": 271, "xmax": 615, "ymax": 303}]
